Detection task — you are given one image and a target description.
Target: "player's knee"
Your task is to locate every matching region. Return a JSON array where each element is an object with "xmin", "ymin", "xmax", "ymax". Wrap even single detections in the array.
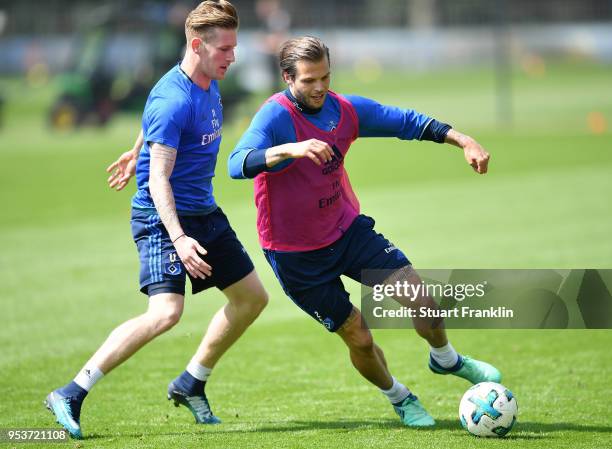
[
  {"xmin": 347, "ymin": 327, "xmax": 375, "ymax": 354},
  {"xmin": 148, "ymin": 306, "xmax": 183, "ymax": 334},
  {"xmin": 244, "ymin": 290, "xmax": 268, "ymax": 321},
  {"xmin": 146, "ymin": 293, "xmax": 184, "ymax": 334},
  {"xmin": 252, "ymin": 289, "xmax": 269, "ymax": 314},
  {"xmin": 232, "ymin": 288, "xmax": 268, "ymax": 318}
]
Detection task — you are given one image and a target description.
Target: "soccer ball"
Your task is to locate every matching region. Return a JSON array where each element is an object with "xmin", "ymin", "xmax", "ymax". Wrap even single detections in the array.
[{"xmin": 459, "ymin": 382, "xmax": 518, "ymax": 437}]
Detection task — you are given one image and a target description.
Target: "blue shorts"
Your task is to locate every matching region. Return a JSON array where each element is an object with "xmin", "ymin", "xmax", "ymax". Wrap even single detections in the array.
[
  {"xmin": 264, "ymin": 214, "xmax": 410, "ymax": 332},
  {"xmin": 131, "ymin": 207, "xmax": 254, "ymax": 296}
]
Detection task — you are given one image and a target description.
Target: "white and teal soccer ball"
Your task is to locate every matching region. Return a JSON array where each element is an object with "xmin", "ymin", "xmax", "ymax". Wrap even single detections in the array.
[{"xmin": 459, "ymin": 382, "xmax": 518, "ymax": 437}]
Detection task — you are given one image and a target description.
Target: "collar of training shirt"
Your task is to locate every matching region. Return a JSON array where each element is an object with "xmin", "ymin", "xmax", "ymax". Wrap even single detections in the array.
[{"xmin": 177, "ymin": 63, "xmax": 194, "ymax": 83}]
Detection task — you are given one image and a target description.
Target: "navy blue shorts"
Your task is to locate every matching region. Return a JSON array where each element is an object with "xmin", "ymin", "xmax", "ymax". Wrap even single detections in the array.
[
  {"xmin": 131, "ymin": 207, "xmax": 254, "ymax": 296},
  {"xmin": 264, "ymin": 215, "xmax": 410, "ymax": 332}
]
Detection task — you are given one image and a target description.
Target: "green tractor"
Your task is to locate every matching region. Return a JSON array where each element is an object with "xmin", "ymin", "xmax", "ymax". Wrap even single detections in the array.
[{"xmin": 49, "ymin": 5, "xmax": 248, "ymax": 130}]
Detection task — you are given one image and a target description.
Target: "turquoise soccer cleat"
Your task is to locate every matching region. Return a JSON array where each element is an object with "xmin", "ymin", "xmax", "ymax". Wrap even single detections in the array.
[
  {"xmin": 167, "ymin": 381, "xmax": 222, "ymax": 424},
  {"xmin": 429, "ymin": 355, "xmax": 502, "ymax": 384},
  {"xmin": 44, "ymin": 391, "xmax": 83, "ymax": 439},
  {"xmin": 393, "ymin": 394, "xmax": 436, "ymax": 427}
]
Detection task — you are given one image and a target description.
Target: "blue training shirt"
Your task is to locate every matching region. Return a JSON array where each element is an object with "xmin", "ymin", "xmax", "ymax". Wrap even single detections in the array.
[
  {"xmin": 228, "ymin": 91, "xmax": 443, "ymax": 179},
  {"xmin": 133, "ymin": 64, "xmax": 223, "ymax": 214}
]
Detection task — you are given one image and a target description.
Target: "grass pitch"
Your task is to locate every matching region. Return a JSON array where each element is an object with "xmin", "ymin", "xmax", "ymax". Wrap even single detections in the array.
[{"xmin": 1, "ymin": 61, "xmax": 611, "ymax": 448}]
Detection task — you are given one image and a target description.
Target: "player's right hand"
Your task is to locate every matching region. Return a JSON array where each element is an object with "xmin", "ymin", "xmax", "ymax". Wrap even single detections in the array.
[
  {"xmin": 289, "ymin": 139, "xmax": 334, "ymax": 166},
  {"xmin": 106, "ymin": 150, "xmax": 137, "ymax": 191},
  {"xmin": 173, "ymin": 235, "xmax": 212, "ymax": 279}
]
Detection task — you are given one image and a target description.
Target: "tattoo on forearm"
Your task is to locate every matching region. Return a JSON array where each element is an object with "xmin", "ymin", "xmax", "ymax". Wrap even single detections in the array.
[
  {"xmin": 149, "ymin": 143, "xmax": 183, "ymax": 237},
  {"xmin": 151, "ymin": 145, "xmax": 177, "ymax": 162}
]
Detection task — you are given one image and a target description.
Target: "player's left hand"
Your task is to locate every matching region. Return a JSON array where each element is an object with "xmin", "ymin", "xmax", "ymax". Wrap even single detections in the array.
[
  {"xmin": 107, "ymin": 150, "xmax": 137, "ymax": 190},
  {"xmin": 462, "ymin": 140, "xmax": 490, "ymax": 174}
]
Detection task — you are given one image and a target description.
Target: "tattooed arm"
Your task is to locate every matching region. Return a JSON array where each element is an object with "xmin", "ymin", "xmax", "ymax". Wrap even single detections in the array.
[
  {"xmin": 149, "ymin": 143, "xmax": 182, "ymax": 240},
  {"xmin": 149, "ymin": 143, "xmax": 212, "ymax": 279}
]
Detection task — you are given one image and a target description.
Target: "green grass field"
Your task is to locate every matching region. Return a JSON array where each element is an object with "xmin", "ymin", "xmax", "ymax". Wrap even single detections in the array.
[{"xmin": 1, "ymin": 61, "xmax": 611, "ymax": 448}]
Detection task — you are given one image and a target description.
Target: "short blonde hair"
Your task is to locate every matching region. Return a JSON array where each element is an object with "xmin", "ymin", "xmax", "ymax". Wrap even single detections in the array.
[{"xmin": 185, "ymin": 1, "xmax": 239, "ymax": 41}]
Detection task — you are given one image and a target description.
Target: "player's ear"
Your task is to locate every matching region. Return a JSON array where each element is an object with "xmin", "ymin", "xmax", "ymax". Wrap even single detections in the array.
[
  {"xmin": 190, "ymin": 37, "xmax": 203, "ymax": 54},
  {"xmin": 282, "ymin": 71, "xmax": 293, "ymax": 85}
]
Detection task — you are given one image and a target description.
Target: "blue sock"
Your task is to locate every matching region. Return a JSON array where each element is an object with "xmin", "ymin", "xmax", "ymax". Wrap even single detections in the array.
[
  {"xmin": 430, "ymin": 353, "xmax": 464, "ymax": 372},
  {"xmin": 57, "ymin": 381, "xmax": 88, "ymax": 402},
  {"xmin": 174, "ymin": 371, "xmax": 205, "ymax": 395}
]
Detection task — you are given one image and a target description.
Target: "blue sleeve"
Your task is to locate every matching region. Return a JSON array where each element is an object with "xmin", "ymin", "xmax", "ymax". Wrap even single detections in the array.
[
  {"xmin": 344, "ymin": 95, "xmax": 433, "ymax": 141},
  {"xmin": 143, "ymin": 97, "xmax": 190, "ymax": 150},
  {"xmin": 228, "ymin": 101, "xmax": 296, "ymax": 179}
]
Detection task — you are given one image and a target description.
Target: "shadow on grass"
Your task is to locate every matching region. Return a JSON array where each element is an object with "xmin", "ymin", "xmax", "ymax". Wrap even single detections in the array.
[
  {"xmin": 83, "ymin": 418, "xmax": 612, "ymax": 441},
  {"xmin": 218, "ymin": 419, "xmax": 611, "ymax": 434},
  {"xmin": 513, "ymin": 420, "xmax": 612, "ymax": 434}
]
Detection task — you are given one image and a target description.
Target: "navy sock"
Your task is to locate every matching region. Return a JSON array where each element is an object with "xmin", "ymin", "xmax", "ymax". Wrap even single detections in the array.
[
  {"xmin": 58, "ymin": 381, "xmax": 88, "ymax": 402},
  {"xmin": 392, "ymin": 392, "xmax": 418, "ymax": 407},
  {"xmin": 430, "ymin": 353, "xmax": 464, "ymax": 372},
  {"xmin": 174, "ymin": 371, "xmax": 205, "ymax": 395},
  {"xmin": 56, "ymin": 381, "xmax": 87, "ymax": 420}
]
